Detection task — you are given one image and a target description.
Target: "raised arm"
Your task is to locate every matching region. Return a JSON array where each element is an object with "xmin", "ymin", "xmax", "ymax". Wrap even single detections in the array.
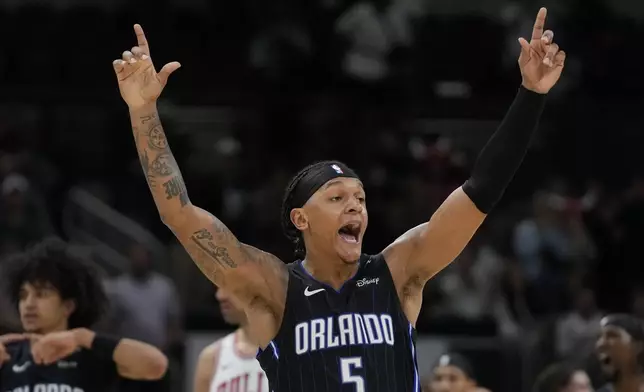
[
  {"xmin": 111, "ymin": 25, "xmax": 287, "ymax": 330},
  {"xmin": 383, "ymin": 7, "xmax": 566, "ymax": 323}
]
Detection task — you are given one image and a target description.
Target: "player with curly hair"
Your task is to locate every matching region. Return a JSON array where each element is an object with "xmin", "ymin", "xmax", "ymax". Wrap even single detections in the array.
[{"xmin": 0, "ymin": 237, "xmax": 169, "ymax": 392}]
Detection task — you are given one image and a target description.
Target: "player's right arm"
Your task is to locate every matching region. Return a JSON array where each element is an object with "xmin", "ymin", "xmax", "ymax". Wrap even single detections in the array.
[
  {"xmin": 193, "ymin": 342, "xmax": 221, "ymax": 392},
  {"xmin": 112, "ymin": 25, "xmax": 287, "ymax": 343}
]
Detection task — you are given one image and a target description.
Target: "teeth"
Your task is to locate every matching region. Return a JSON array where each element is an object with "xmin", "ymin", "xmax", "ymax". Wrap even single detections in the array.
[{"xmin": 339, "ymin": 233, "xmax": 358, "ymax": 243}]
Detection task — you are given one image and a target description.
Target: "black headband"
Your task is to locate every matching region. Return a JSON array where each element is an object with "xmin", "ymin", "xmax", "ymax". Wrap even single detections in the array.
[
  {"xmin": 291, "ymin": 162, "xmax": 360, "ymax": 208},
  {"xmin": 601, "ymin": 314, "xmax": 644, "ymax": 342},
  {"xmin": 433, "ymin": 353, "xmax": 474, "ymax": 379}
]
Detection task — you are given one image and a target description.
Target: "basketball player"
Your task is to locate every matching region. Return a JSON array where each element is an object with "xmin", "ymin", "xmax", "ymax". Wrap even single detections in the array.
[
  {"xmin": 533, "ymin": 362, "xmax": 593, "ymax": 392},
  {"xmin": 193, "ymin": 288, "xmax": 268, "ymax": 392},
  {"xmin": 0, "ymin": 238, "xmax": 169, "ymax": 392},
  {"xmin": 423, "ymin": 352, "xmax": 491, "ymax": 392},
  {"xmin": 112, "ymin": 7, "xmax": 565, "ymax": 391},
  {"xmin": 595, "ymin": 314, "xmax": 644, "ymax": 392}
]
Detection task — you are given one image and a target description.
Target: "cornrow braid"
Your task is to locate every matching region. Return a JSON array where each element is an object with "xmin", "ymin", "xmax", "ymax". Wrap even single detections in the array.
[{"xmin": 280, "ymin": 161, "xmax": 343, "ymax": 259}]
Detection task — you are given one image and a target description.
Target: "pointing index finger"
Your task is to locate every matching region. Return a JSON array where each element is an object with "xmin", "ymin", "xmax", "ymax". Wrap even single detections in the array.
[
  {"xmin": 133, "ymin": 24, "xmax": 150, "ymax": 56},
  {"xmin": 531, "ymin": 7, "xmax": 547, "ymax": 40}
]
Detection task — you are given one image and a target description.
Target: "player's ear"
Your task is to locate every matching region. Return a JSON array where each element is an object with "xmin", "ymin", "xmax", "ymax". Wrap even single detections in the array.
[
  {"xmin": 62, "ymin": 299, "xmax": 76, "ymax": 318},
  {"xmin": 290, "ymin": 208, "xmax": 309, "ymax": 231}
]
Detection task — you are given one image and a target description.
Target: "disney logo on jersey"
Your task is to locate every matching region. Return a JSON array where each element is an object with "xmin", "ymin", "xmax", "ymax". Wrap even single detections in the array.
[{"xmin": 356, "ymin": 277, "xmax": 379, "ymax": 287}]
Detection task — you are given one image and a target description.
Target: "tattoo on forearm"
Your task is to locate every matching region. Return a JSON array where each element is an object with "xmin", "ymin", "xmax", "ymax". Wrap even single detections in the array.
[
  {"xmin": 150, "ymin": 153, "xmax": 176, "ymax": 176},
  {"xmin": 132, "ymin": 111, "xmax": 192, "ymax": 212},
  {"xmin": 140, "ymin": 114, "xmax": 156, "ymax": 124},
  {"xmin": 133, "ymin": 126, "xmax": 141, "ymax": 145},
  {"xmin": 139, "ymin": 150, "xmax": 157, "ymax": 187},
  {"xmin": 162, "ymin": 175, "xmax": 189, "ymax": 206},
  {"xmin": 189, "ymin": 229, "xmax": 238, "ymax": 268},
  {"xmin": 147, "ymin": 124, "xmax": 168, "ymax": 151}
]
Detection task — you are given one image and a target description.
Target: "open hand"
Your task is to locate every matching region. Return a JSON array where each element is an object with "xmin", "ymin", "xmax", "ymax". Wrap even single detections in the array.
[
  {"xmin": 112, "ymin": 24, "xmax": 181, "ymax": 110},
  {"xmin": 517, "ymin": 8, "xmax": 566, "ymax": 94},
  {"xmin": 30, "ymin": 331, "xmax": 79, "ymax": 365}
]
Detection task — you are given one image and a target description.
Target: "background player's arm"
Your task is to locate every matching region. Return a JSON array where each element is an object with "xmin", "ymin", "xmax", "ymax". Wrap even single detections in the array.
[
  {"xmin": 112, "ymin": 338, "xmax": 168, "ymax": 380},
  {"xmin": 75, "ymin": 329, "xmax": 168, "ymax": 380},
  {"xmin": 193, "ymin": 342, "xmax": 221, "ymax": 392},
  {"xmin": 114, "ymin": 26, "xmax": 288, "ymax": 342},
  {"xmin": 383, "ymin": 8, "xmax": 565, "ymax": 322}
]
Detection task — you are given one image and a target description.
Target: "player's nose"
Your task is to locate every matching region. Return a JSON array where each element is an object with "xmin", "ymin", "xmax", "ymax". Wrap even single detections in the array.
[
  {"xmin": 596, "ymin": 335, "xmax": 607, "ymax": 351},
  {"xmin": 22, "ymin": 295, "xmax": 37, "ymax": 307},
  {"xmin": 345, "ymin": 199, "xmax": 363, "ymax": 214},
  {"xmin": 216, "ymin": 287, "xmax": 230, "ymax": 301}
]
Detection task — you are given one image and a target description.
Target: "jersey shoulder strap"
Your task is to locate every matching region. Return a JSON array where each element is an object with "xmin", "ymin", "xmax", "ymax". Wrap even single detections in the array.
[{"xmin": 358, "ymin": 252, "xmax": 397, "ymax": 285}]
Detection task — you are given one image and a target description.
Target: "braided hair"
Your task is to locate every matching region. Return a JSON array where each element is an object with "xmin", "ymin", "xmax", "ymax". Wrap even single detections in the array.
[{"xmin": 281, "ymin": 161, "xmax": 350, "ymax": 259}]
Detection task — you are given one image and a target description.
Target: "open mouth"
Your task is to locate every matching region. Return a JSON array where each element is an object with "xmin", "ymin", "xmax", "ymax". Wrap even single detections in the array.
[
  {"xmin": 338, "ymin": 222, "xmax": 361, "ymax": 244},
  {"xmin": 598, "ymin": 353, "xmax": 612, "ymax": 367}
]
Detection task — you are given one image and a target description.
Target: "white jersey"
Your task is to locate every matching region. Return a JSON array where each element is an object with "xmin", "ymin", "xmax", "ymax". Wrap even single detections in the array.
[{"xmin": 210, "ymin": 332, "xmax": 269, "ymax": 392}]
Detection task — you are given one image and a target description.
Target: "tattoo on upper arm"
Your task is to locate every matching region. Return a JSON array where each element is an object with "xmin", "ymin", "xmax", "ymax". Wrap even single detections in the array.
[{"xmin": 189, "ymin": 229, "xmax": 238, "ymax": 268}]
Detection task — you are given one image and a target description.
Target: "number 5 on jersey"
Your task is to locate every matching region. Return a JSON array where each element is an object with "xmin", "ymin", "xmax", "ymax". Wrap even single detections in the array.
[{"xmin": 340, "ymin": 357, "xmax": 365, "ymax": 392}]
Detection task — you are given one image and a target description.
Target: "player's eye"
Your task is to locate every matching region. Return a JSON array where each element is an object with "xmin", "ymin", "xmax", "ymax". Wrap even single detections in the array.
[
  {"xmin": 330, "ymin": 196, "xmax": 342, "ymax": 202},
  {"xmin": 357, "ymin": 196, "xmax": 366, "ymax": 203},
  {"xmin": 36, "ymin": 289, "xmax": 53, "ymax": 298}
]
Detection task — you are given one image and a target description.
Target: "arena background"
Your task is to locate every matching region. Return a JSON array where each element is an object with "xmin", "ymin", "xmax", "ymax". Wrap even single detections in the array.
[{"xmin": 1, "ymin": 0, "xmax": 644, "ymax": 391}]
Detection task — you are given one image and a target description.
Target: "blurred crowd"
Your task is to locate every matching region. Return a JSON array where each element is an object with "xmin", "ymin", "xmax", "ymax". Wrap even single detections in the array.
[{"xmin": 1, "ymin": 0, "xmax": 644, "ymax": 390}]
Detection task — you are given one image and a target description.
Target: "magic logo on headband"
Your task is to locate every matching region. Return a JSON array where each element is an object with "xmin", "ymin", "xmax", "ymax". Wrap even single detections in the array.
[{"xmin": 290, "ymin": 162, "xmax": 360, "ymax": 208}]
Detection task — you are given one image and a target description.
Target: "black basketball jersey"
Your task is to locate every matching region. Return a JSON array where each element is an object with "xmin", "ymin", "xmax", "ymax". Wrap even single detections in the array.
[
  {"xmin": 0, "ymin": 340, "xmax": 119, "ymax": 392},
  {"xmin": 257, "ymin": 253, "xmax": 420, "ymax": 392}
]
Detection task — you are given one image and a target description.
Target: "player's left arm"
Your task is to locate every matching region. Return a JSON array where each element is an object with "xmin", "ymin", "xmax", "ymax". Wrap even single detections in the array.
[
  {"xmin": 383, "ymin": 7, "xmax": 566, "ymax": 323},
  {"xmin": 74, "ymin": 329, "xmax": 168, "ymax": 380}
]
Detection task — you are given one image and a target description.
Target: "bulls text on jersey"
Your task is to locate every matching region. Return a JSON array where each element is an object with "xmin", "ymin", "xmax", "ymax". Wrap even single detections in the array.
[
  {"xmin": 210, "ymin": 332, "xmax": 269, "ymax": 392},
  {"xmin": 213, "ymin": 373, "xmax": 266, "ymax": 392}
]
